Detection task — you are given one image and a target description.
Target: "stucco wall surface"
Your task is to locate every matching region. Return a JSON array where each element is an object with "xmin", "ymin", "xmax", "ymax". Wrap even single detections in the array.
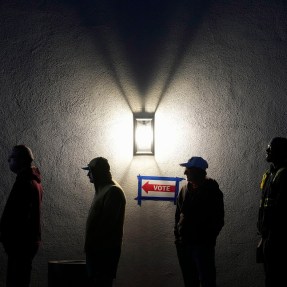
[{"xmin": 0, "ymin": 0, "xmax": 287, "ymax": 286}]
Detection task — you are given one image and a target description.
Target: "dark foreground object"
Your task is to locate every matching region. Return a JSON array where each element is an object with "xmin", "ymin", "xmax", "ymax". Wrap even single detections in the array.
[{"xmin": 48, "ymin": 260, "xmax": 90, "ymax": 287}]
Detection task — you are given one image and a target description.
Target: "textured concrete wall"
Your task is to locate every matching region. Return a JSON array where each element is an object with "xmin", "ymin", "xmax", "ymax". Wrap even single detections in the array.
[{"xmin": 0, "ymin": 1, "xmax": 286, "ymax": 286}]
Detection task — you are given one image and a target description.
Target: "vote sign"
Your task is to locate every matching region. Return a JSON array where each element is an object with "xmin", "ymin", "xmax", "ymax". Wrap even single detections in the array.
[{"xmin": 136, "ymin": 175, "xmax": 185, "ymax": 205}]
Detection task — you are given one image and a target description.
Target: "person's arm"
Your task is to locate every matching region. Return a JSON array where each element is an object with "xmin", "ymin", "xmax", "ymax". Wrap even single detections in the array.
[
  {"xmin": 29, "ymin": 181, "xmax": 43, "ymax": 242},
  {"xmin": 174, "ymin": 187, "xmax": 186, "ymax": 242},
  {"xmin": 211, "ymin": 185, "xmax": 225, "ymax": 237},
  {"xmin": 95, "ymin": 186, "xmax": 125, "ymax": 242},
  {"xmin": 270, "ymin": 169, "xmax": 287, "ymax": 240},
  {"xmin": 103, "ymin": 187, "xmax": 125, "ymax": 222}
]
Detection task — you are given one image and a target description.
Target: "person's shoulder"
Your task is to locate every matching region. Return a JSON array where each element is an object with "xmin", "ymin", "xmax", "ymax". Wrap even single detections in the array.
[
  {"xmin": 178, "ymin": 183, "xmax": 189, "ymax": 196},
  {"xmin": 109, "ymin": 185, "xmax": 124, "ymax": 193},
  {"xmin": 205, "ymin": 178, "xmax": 223, "ymax": 195},
  {"xmin": 277, "ymin": 166, "xmax": 287, "ymax": 174},
  {"xmin": 110, "ymin": 180, "xmax": 124, "ymax": 191},
  {"xmin": 205, "ymin": 178, "xmax": 219, "ymax": 188},
  {"xmin": 179, "ymin": 183, "xmax": 188, "ymax": 191},
  {"xmin": 17, "ymin": 167, "xmax": 42, "ymax": 183},
  {"xmin": 107, "ymin": 181, "xmax": 126, "ymax": 199},
  {"xmin": 273, "ymin": 166, "xmax": 287, "ymax": 183}
]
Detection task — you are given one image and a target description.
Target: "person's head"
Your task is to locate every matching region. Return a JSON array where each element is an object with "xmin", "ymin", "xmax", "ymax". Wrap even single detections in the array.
[
  {"xmin": 8, "ymin": 145, "xmax": 34, "ymax": 174},
  {"xmin": 179, "ymin": 156, "xmax": 208, "ymax": 183},
  {"xmin": 266, "ymin": 137, "xmax": 287, "ymax": 164},
  {"xmin": 82, "ymin": 157, "xmax": 112, "ymax": 187}
]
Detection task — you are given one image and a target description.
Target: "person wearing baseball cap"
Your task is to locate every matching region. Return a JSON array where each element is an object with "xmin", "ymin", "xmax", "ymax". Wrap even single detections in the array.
[
  {"xmin": 174, "ymin": 156, "xmax": 224, "ymax": 287},
  {"xmin": 82, "ymin": 157, "xmax": 126, "ymax": 287}
]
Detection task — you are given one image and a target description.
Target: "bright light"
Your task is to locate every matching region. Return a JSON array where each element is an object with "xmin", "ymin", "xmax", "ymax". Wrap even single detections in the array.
[{"xmin": 134, "ymin": 116, "xmax": 154, "ymax": 155}]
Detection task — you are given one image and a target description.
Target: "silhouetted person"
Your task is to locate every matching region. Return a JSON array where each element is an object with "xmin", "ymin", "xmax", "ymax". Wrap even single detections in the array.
[
  {"xmin": 257, "ymin": 137, "xmax": 287, "ymax": 287},
  {"xmin": 0, "ymin": 145, "xmax": 43, "ymax": 287},
  {"xmin": 174, "ymin": 156, "xmax": 224, "ymax": 287},
  {"xmin": 82, "ymin": 157, "xmax": 126, "ymax": 287}
]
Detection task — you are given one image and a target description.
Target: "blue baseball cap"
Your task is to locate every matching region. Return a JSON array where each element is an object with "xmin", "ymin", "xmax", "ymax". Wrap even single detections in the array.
[{"xmin": 179, "ymin": 156, "xmax": 208, "ymax": 170}]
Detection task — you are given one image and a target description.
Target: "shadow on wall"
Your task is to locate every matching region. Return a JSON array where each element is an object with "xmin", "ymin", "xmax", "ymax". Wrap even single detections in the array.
[{"xmin": 65, "ymin": 0, "xmax": 213, "ymax": 113}]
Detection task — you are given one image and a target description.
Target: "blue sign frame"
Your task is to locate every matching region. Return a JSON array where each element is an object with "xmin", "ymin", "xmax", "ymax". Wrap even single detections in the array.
[{"xmin": 136, "ymin": 175, "xmax": 185, "ymax": 206}]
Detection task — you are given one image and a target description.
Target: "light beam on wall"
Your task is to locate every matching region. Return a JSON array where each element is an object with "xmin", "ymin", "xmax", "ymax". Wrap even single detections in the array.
[{"xmin": 134, "ymin": 113, "xmax": 154, "ymax": 155}]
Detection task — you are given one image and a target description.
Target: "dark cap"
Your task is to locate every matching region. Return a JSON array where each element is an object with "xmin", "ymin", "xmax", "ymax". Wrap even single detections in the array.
[
  {"xmin": 179, "ymin": 156, "xmax": 208, "ymax": 170},
  {"xmin": 82, "ymin": 157, "xmax": 110, "ymax": 172}
]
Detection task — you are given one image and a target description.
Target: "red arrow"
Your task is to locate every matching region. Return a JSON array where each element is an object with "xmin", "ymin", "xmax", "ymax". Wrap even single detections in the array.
[{"xmin": 142, "ymin": 181, "xmax": 176, "ymax": 194}]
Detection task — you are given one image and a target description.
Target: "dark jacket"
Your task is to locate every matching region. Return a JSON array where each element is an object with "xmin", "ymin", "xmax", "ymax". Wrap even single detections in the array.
[
  {"xmin": 257, "ymin": 165, "xmax": 287, "ymax": 243},
  {"xmin": 85, "ymin": 180, "xmax": 126, "ymax": 253},
  {"xmin": 175, "ymin": 178, "xmax": 224, "ymax": 246},
  {"xmin": 0, "ymin": 166, "xmax": 43, "ymax": 251}
]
